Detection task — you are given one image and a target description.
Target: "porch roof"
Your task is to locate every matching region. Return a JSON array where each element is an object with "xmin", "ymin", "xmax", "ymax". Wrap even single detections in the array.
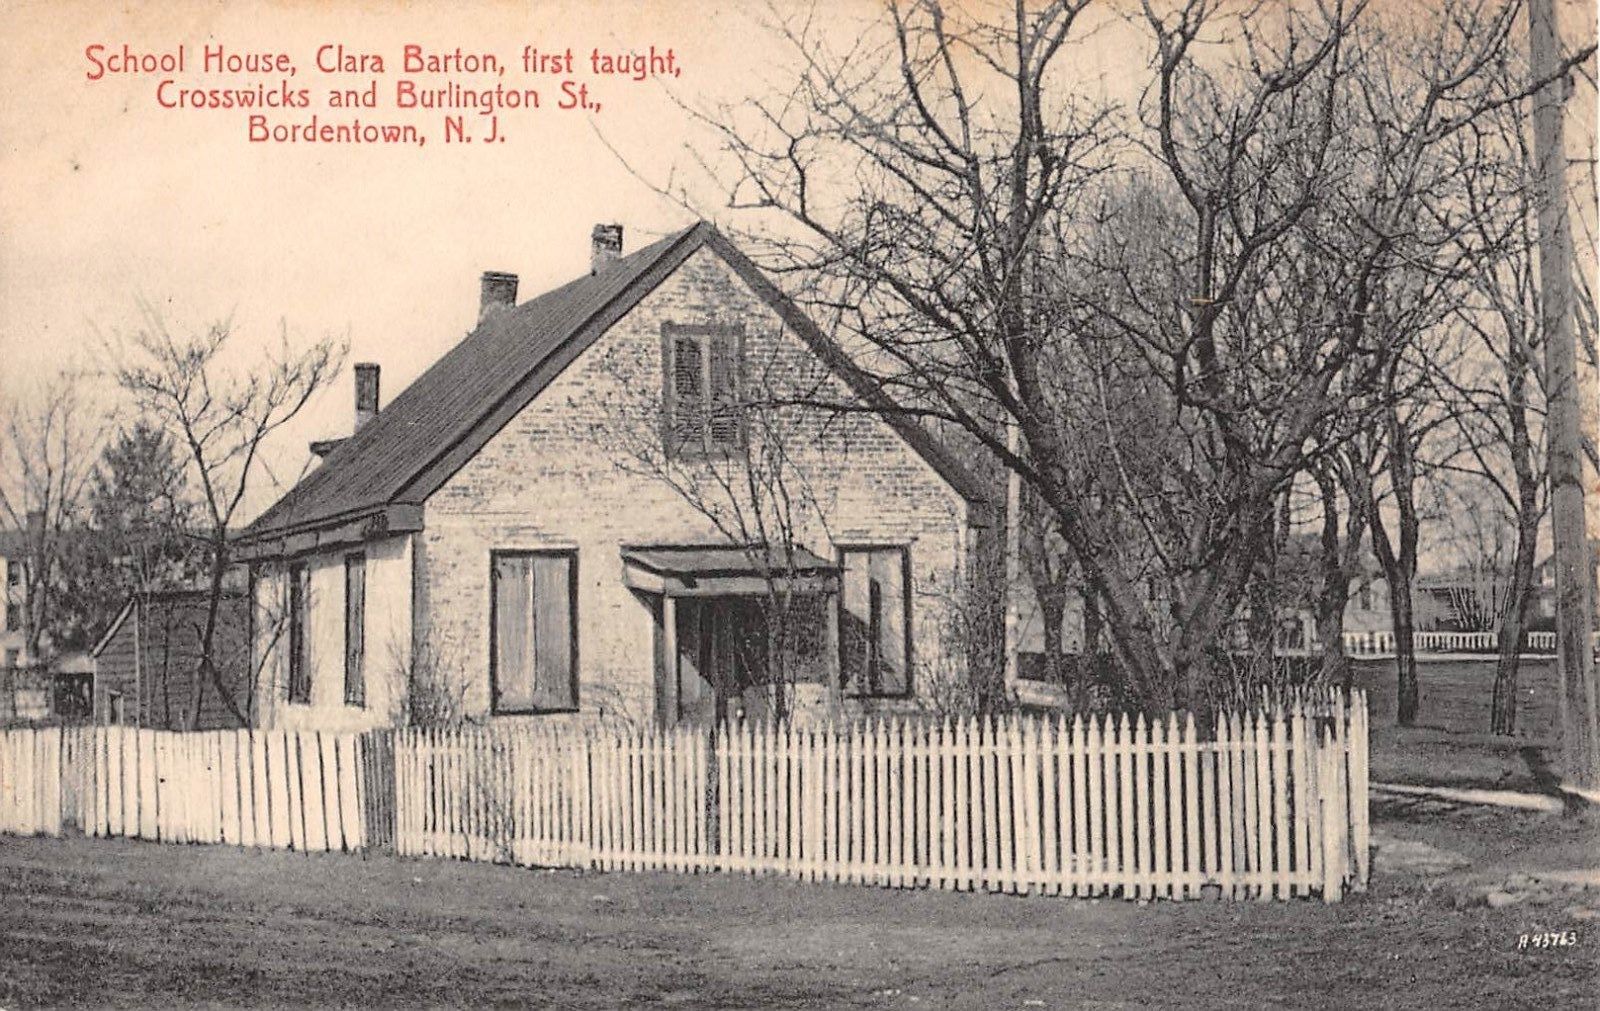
[{"xmin": 620, "ymin": 544, "xmax": 839, "ymax": 597}]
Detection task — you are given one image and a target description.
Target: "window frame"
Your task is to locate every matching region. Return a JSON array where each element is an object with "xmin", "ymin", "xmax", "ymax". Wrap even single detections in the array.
[
  {"xmin": 488, "ymin": 548, "xmax": 580, "ymax": 715},
  {"xmin": 343, "ymin": 552, "xmax": 366, "ymax": 708},
  {"xmin": 287, "ymin": 562, "xmax": 311, "ymax": 705},
  {"xmin": 660, "ymin": 321, "xmax": 746, "ymax": 460},
  {"xmin": 836, "ymin": 544, "xmax": 914, "ymax": 699}
]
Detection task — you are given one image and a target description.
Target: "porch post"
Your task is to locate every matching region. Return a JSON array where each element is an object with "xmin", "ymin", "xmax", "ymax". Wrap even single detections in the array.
[
  {"xmin": 825, "ymin": 591, "xmax": 843, "ymax": 719},
  {"xmin": 657, "ymin": 593, "xmax": 679, "ymax": 728}
]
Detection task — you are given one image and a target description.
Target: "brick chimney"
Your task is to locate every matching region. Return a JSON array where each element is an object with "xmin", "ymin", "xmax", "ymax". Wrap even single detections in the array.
[
  {"xmin": 354, "ymin": 363, "xmax": 380, "ymax": 430},
  {"xmin": 479, "ymin": 271, "xmax": 518, "ymax": 322},
  {"xmin": 591, "ymin": 224, "xmax": 623, "ymax": 274}
]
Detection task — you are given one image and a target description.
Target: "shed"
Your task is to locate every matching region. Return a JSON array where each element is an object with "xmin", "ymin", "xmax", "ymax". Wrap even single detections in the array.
[{"xmin": 90, "ymin": 590, "xmax": 251, "ymax": 729}]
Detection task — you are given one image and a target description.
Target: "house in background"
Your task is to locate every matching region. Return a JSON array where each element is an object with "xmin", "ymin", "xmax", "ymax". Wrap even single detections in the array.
[
  {"xmin": 1, "ymin": 524, "xmax": 33, "ymax": 675},
  {"xmin": 235, "ymin": 222, "xmax": 995, "ymax": 731},
  {"xmin": 91, "ymin": 589, "xmax": 252, "ymax": 728}
]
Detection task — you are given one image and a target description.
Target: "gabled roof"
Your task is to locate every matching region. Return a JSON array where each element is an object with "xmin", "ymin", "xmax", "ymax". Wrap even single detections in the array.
[{"xmin": 238, "ymin": 221, "xmax": 989, "ymax": 553}]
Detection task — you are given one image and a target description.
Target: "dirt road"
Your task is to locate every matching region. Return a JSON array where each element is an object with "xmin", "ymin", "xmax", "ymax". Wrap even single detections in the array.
[{"xmin": 1, "ymin": 826, "xmax": 1594, "ymax": 1009}]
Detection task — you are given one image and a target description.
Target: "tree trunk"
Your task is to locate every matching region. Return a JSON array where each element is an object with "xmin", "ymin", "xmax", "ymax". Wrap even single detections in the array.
[
  {"xmin": 1372, "ymin": 497, "xmax": 1420, "ymax": 727},
  {"xmin": 1314, "ymin": 469, "xmax": 1351, "ymax": 689},
  {"xmin": 190, "ymin": 530, "xmax": 247, "ymax": 730},
  {"xmin": 1491, "ymin": 359, "xmax": 1542, "ymax": 735},
  {"xmin": 1491, "ymin": 523, "xmax": 1538, "ymax": 734},
  {"xmin": 1392, "ymin": 588, "xmax": 1419, "ymax": 726},
  {"xmin": 1528, "ymin": 0, "xmax": 1600, "ymax": 791},
  {"xmin": 1037, "ymin": 582, "xmax": 1069, "ymax": 686}
]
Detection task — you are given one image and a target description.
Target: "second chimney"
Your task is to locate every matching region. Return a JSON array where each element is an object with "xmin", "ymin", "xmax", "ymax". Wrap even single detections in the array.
[
  {"xmin": 591, "ymin": 224, "xmax": 623, "ymax": 274},
  {"xmin": 354, "ymin": 363, "xmax": 380, "ymax": 431},
  {"xmin": 479, "ymin": 270, "xmax": 519, "ymax": 322}
]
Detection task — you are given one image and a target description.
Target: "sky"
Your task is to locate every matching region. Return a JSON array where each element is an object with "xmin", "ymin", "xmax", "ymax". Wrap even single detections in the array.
[
  {"xmin": 1, "ymin": 0, "xmax": 1596, "ymax": 535},
  {"xmin": 0, "ymin": 0, "xmax": 833, "ymax": 513}
]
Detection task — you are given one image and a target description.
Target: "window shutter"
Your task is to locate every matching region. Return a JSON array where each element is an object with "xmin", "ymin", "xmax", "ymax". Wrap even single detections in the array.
[
  {"xmin": 494, "ymin": 555, "xmax": 534, "ymax": 711},
  {"xmin": 839, "ymin": 548, "xmax": 910, "ymax": 695},
  {"xmin": 530, "ymin": 555, "xmax": 574, "ymax": 708},
  {"xmin": 344, "ymin": 555, "xmax": 366, "ymax": 706},
  {"xmin": 707, "ymin": 332, "xmax": 741, "ymax": 449},
  {"xmin": 840, "ymin": 550, "xmax": 871, "ymax": 690},
  {"xmin": 870, "ymin": 550, "xmax": 907, "ymax": 693},
  {"xmin": 670, "ymin": 334, "xmax": 705, "ymax": 453},
  {"xmin": 288, "ymin": 563, "xmax": 310, "ymax": 704}
]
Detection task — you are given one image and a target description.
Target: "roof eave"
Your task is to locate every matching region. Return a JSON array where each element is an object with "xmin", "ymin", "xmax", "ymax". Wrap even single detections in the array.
[{"xmin": 233, "ymin": 503, "xmax": 424, "ymax": 562}]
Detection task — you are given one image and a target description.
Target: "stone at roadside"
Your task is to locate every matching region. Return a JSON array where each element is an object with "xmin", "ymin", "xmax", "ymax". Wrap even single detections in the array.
[{"xmin": 1485, "ymin": 890, "xmax": 1524, "ymax": 909}]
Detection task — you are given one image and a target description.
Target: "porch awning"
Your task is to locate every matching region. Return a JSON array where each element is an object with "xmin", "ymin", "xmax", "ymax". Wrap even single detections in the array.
[{"xmin": 621, "ymin": 544, "xmax": 840, "ymax": 597}]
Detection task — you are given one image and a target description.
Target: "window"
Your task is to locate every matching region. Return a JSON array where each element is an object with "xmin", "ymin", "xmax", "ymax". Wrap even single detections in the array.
[
  {"xmin": 4, "ymin": 602, "xmax": 19, "ymax": 632},
  {"xmin": 662, "ymin": 322, "xmax": 743, "ymax": 457},
  {"xmin": 5, "ymin": 560, "xmax": 18, "ymax": 586},
  {"xmin": 3, "ymin": 648, "xmax": 17, "ymax": 668},
  {"xmin": 344, "ymin": 553, "xmax": 366, "ymax": 707},
  {"xmin": 491, "ymin": 551, "xmax": 577, "ymax": 713},
  {"xmin": 839, "ymin": 546, "xmax": 911, "ymax": 697},
  {"xmin": 288, "ymin": 563, "xmax": 310, "ymax": 704}
]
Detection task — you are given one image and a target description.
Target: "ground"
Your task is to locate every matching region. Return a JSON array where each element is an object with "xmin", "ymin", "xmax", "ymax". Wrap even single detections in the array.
[
  {"xmin": 1351, "ymin": 658, "xmax": 1561, "ymax": 791},
  {"xmin": 1, "ymin": 657, "xmax": 1596, "ymax": 1008},
  {"xmin": 0, "ymin": 803, "xmax": 1595, "ymax": 1009}
]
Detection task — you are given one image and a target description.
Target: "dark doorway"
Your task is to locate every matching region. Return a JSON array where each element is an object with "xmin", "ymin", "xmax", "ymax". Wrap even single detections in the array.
[{"xmin": 671, "ymin": 598, "xmax": 770, "ymax": 725}]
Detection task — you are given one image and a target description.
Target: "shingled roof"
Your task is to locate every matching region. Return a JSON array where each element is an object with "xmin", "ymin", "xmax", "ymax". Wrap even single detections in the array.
[{"xmin": 237, "ymin": 222, "xmax": 988, "ymax": 555}]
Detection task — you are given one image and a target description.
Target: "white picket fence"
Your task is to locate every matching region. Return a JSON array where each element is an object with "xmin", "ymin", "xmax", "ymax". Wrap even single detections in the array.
[
  {"xmin": 1524, "ymin": 630, "xmax": 1600, "ymax": 654},
  {"xmin": 0, "ymin": 726, "xmax": 391, "ymax": 853},
  {"xmin": 1340, "ymin": 628, "xmax": 1599, "ymax": 657},
  {"xmin": 0, "ymin": 693, "xmax": 1369, "ymax": 903}
]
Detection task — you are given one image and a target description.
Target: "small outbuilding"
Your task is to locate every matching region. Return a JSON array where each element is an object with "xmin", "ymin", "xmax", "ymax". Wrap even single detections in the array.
[{"xmin": 90, "ymin": 589, "xmax": 252, "ymax": 729}]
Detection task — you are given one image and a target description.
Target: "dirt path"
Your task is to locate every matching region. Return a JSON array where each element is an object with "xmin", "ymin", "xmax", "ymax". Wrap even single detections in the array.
[{"xmin": 1, "ymin": 831, "xmax": 1594, "ymax": 1009}]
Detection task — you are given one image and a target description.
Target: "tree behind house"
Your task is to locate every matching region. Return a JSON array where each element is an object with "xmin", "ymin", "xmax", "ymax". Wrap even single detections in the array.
[
  {"xmin": 112, "ymin": 312, "xmax": 344, "ymax": 730},
  {"xmin": 54, "ymin": 420, "xmax": 202, "ymax": 653}
]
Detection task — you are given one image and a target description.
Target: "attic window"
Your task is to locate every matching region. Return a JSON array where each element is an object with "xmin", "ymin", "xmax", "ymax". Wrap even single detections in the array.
[{"xmin": 662, "ymin": 322, "xmax": 744, "ymax": 458}]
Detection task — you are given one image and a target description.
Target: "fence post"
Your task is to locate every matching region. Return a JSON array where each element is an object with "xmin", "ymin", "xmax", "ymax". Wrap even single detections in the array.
[
  {"xmin": 1351, "ymin": 691, "xmax": 1370, "ymax": 891},
  {"xmin": 1319, "ymin": 716, "xmax": 1344, "ymax": 904}
]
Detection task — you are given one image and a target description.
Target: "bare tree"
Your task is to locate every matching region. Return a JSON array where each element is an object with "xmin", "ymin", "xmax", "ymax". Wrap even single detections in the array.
[
  {"xmin": 111, "ymin": 311, "xmax": 344, "ymax": 729},
  {"xmin": 0, "ymin": 374, "xmax": 101, "ymax": 662},
  {"xmin": 579, "ymin": 332, "xmax": 838, "ymax": 724},
  {"xmin": 658, "ymin": 0, "xmax": 1594, "ymax": 721}
]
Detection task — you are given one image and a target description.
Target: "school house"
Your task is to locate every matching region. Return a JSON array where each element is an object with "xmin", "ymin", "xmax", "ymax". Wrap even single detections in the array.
[{"xmin": 234, "ymin": 222, "xmax": 996, "ymax": 731}]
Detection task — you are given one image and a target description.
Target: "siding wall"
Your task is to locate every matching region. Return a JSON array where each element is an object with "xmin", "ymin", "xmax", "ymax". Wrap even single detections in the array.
[
  {"xmin": 92, "ymin": 595, "xmax": 251, "ymax": 729},
  {"xmin": 92, "ymin": 610, "xmax": 138, "ymax": 723},
  {"xmin": 253, "ymin": 535, "xmax": 412, "ymax": 731}
]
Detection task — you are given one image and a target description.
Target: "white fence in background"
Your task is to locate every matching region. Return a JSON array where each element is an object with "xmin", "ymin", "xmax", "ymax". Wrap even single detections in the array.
[
  {"xmin": 1339, "ymin": 629, "xmax": 1599, "ymax": 657},
  {"xmin": 0, "ymin": 692, "xmax": 1369, "ymax": 903}
]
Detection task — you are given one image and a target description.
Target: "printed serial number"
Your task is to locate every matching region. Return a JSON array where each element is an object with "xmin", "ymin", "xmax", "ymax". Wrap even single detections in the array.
[{"xmin": 1517, "ymin": 931, "xmax": 1579, "ymax": 950}]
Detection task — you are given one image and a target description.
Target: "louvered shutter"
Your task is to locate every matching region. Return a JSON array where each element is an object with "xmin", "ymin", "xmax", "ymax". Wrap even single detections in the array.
[
  {"xmin": 670, "ymin": 334, "xmax": 705, "ymax": 453},
  {"xmin": 707, "ymin": 332, "xmax": 741, "ymax": 450}
]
